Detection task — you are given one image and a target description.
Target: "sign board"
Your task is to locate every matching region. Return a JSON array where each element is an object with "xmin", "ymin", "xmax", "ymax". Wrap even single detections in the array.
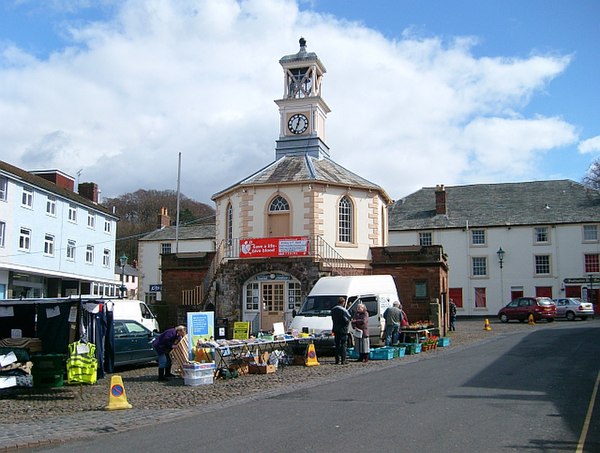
[
  {"xmin": 239, "ymin": 236, "xmax": 309, "ymax": 258},
  {"xmin": 149, "ymin": 284, "xmax": 162, "ymax": 292},
  {"xmin": 233, "ymin": 321, "xmax": 250, "ymax": 340},
  {"xmin": 186, "ymin": 311, "xmax": 214, "ymax": 358}
]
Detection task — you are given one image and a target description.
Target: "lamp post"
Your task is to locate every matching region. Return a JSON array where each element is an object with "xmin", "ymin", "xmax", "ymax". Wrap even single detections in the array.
[
  {"xmin": 497, "ymin": 247, "xmax": 505, "ymax": 304},
  {"xmin": 119, "ymin": 254, "xmax": 128, "ymax": 299}
]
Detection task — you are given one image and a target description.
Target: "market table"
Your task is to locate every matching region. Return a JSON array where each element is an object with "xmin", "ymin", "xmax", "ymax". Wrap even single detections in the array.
[
  {"xmin": 214, "ymin": 338, "xmax": 305, "ymax": 374},
  {"xmin": 399, "ymin": 327, "xmax": 439, "ymax": 344}
]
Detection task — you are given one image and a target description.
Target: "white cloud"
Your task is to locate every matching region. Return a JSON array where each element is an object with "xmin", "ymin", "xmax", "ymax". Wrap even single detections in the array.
[
  {"xmin": 578, "ymin": 136, "xmax": 600, "ymax": 154},
  {"xmin": 0, "ymin": 0, "xmax": 578, "ymax": 203}
]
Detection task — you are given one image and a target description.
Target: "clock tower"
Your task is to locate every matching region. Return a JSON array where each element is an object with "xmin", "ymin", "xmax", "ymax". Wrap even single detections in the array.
[{"xmin": 275, "ymin": 37, "xmax": 331, "ymax": 159}]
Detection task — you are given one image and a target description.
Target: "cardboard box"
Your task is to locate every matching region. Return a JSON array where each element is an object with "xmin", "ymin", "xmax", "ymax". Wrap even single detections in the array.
[{"xmin": 248, "ymin": 363, "xmax": 276, "ymax": 374}]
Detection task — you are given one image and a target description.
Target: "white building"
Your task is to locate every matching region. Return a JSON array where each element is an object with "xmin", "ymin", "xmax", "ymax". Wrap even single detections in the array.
[
  {"xmin": 137, "ymin": 207, "xmax": 215, "ymax": 304},
  {"xmin": 0, "ymin": 160, "xmax": 119, "ymax": 298},
  {"xmin": 388, "ymin": 181, "xmax": 600, "ymax": 316}
]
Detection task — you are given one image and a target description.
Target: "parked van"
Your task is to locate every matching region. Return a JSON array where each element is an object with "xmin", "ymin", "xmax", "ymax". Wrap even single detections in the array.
[
  {"xmin": 107, "ymin": 299, "xmax": 160, "ymax": 332},
  {"xmin": 289, "ymin": 275, "xmax": 399, "ymax": 352}
]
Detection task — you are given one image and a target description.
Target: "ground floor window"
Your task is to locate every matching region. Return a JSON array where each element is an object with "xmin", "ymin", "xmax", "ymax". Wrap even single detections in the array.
[{"xmin": 474, "ymin": 287, "xmax": 487, "ymax": 308}]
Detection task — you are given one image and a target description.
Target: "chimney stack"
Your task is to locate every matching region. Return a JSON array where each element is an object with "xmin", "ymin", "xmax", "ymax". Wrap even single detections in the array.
[
  {"xmin": 435, "ymin": 184, "xmax": 447, "ymax": 215},
  {"xmin": 158, "ymin": 207, "xmax": 171, "ymax": 229},
  {"xmin": 78, "ymin": 182, "xmax": 99, "ymax": 203}
]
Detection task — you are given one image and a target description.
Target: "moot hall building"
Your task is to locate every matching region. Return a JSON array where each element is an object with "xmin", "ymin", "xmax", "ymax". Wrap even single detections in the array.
[{"xmin": 159, "ymin": 39, "xmax": 449, "ymax": 334}]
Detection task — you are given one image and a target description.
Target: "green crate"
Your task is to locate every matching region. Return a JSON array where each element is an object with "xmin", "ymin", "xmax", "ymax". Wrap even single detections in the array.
[{"xmin": 31, "ymin": 354, "xmax": 66, "ymax": 388}]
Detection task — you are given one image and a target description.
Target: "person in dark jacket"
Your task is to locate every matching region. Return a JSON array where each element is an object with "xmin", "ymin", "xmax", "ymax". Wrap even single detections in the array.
[
  {"xmin": 449, "ymin": 299, "xmax": 457, "ymax": 331},
  {"xmin": 331, "ymin": 297, "xmax": 352, "ymax": 365},
  {"xmin": 382, "ymin": 301, "xmax": 403, "ymax": 346},
  {"xmin": 152, "ymin": 325, "xmax": 186, "ymax": 381},
  {"xmin": 351, "ymin": 303, "xmax": 370, "ymax": 362}
]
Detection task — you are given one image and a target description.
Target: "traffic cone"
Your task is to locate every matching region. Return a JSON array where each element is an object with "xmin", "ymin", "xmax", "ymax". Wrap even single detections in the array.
[
  {"xmin": 304, "ymin": 343, "xmax": 320, "ymax": 367},
  {"xmin": 483, "ymin": 319, "xmax": 491, "ymax": 331},
  {"xmin": 105, "ymin": 375, "xmax": 132, "ymax": 410},
  {"xmin": 528, "ymin": 314, "xmax": 536, "ymax": 325}
]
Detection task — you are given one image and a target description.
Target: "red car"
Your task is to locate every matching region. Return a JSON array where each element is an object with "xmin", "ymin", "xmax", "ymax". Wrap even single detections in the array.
[{"xmin": 498, "ymin": 297, "xmax": 556, "ymax": 323}]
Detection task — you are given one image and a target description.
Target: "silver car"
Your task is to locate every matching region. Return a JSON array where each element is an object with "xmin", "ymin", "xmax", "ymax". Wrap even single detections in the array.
[{"xmin": 553, "ymin": 298, "xmax": 594, "ymax": 321}]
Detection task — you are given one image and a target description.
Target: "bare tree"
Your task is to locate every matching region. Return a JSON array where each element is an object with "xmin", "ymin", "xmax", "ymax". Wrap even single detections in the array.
[
  {"xmin": 102, "ymin": 190, "xmax": 215, "ymax": 262},
  {"xmin": 583, "ymin": 158, "xmax": 600, "ymax": 190}
]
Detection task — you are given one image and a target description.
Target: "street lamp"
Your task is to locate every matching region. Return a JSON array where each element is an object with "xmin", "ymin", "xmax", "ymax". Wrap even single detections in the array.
[
  {"xmin": 119, "ymin": 254, "xmax": 128, "ymax": 298},
  {"xmin": 497, "ymin": 247, "xmax": 505, "ymax": 269},
  {"xmin": 497, "ymin": 247, "xmax": 505, "ymax": 305}
]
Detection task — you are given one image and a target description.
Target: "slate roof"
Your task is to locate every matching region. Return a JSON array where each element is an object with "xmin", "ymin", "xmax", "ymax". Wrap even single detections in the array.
[
  {"xmin": 212, "ymin": 154, "xmax": 391, "ymax": 202},
  {"xmin": 0, "ymin": 159, "xmax": 117, "ymax": 218},
  {"xmin": 139, "ymin": 224, "xmax": 216, "ymax": 241},
  {"xmin": 389, "ymin": 180, "xmax": 600, "ymax": 231}
]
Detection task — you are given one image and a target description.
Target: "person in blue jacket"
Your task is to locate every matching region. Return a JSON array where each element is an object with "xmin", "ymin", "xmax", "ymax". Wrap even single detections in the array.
[{"xmin": 152, "ymin": 325, "xmax": 186, "ymax": 381}]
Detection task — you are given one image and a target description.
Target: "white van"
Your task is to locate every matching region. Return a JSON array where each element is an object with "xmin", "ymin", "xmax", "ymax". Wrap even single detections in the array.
[
  {"xmin": 289, "ymin": 275, "xmax": 399, "ymax": 352},
  {"xmin": 108, "ymin": 299, "xmax": 160, "ymax": 332}
]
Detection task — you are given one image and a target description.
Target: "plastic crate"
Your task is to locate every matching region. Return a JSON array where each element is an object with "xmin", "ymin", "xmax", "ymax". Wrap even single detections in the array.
[
  {"xmin": 184, "ymin": 375, "xmax": 213, "ymax": 386},
  {"xmin": 400, "ymin": 343, "xmax": 421, "ymax": 355},
  {"xmin": 347, "ymin": 347, "xmax": 359, "ymax": 359},
  {"xmin": 370, "ymin": 348, "xmax": 395, "ymax": 360},
  {"xmin": 438, "ymin": 337, "xmax": 451, "ymax": 347},
  {"xmin": 31, "ymin": 354, "xmax": 66, "ymax": 388},
  {"xmin": 391, "ymin": 346, "xmax": 406, "ymax": 358}
]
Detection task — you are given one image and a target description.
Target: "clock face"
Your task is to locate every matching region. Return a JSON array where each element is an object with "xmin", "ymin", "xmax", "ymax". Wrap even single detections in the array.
[{"xmin": 288, "ymin": 113, "xmax": 309, "ymax": 134}]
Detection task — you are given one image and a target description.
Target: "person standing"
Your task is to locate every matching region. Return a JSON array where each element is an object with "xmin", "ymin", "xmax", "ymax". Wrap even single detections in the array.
[
  {"xmin": 351, "ymin": 303, "xmax": 370, "ymax": 362},
  {"xmin": 331, "ymin": 297, "xmax": 352, "ymax": 365},
  {"xmin": 152, "ymin": 325, "xmax": 186, "ymax": 381},
  {"xmin": 449, "ymin": 299, "xmax": 457, "ymax": 331},
  {"xmin": 382, "ymin": 301, "xmax": 403, "ymax": 346}
]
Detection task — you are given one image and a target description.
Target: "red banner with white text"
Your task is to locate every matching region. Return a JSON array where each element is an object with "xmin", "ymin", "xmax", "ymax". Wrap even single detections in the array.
[{"xmin": 239, "ymin": 236, "xmax": 310, "ymax": 258}]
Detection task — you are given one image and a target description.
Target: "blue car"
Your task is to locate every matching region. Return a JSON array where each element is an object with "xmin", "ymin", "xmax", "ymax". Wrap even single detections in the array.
[{"xmin": 113, "ymin": 320, "xmax": 158, "ymax": 367}]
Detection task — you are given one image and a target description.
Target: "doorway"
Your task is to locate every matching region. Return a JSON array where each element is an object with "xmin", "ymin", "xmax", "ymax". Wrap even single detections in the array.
[
  {"xmin": 268, "ymin": 213, "xmax": 290, "ymax": 237},
  {"xmin": 261, "ymin": 282, "xmax": 285, "ymax": 332}
]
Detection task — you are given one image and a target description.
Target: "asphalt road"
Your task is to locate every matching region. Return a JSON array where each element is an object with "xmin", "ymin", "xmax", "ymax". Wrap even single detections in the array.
[{"xmin": 30, "ymin": 320, "xmax": 600, "ymax": 453}]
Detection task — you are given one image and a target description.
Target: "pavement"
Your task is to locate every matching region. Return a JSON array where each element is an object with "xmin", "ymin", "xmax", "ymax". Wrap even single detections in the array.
[{"xmin": 0, "ymin": 318, "xmax": 561, "ymax": 451}]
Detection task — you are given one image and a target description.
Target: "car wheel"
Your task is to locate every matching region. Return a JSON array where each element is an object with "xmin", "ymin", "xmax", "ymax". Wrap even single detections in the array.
[
  {"xmin": 566, "ymin": 311, "xmax": 575, "ymax": 321},
  {"xmin": 500, "ymin": 314, "xmax": 509, "ymax": 323}
]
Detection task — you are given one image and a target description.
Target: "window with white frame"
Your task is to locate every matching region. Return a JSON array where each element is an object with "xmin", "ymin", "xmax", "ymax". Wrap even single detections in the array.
[
  {"xmin": 338, "ymin": 196, "xmax": 353, "ymax": 243},
  {"xmin": 44, "ymin": 234, "xmax": 54, "ymax": 256},
  {"xmin": 226, "ymin": 203, "xmax": 233, "ymax": 246},
  {"xmin": 474, "ymin": 287, "xmax": 487, "ymax": 308},
  {"xmin": 246, "ymin": 282, "xmax": 259, "ymax": 310},
  {"xmin": 471, "ymin": 257, "xmax": 487, "ymax": 277},
  {"xmin": 68, "ymin": 205, "xmax": 77, "ymax": 223},
  {"xmin": 269, "ymin": 196, "xmax": 290, "ymax": 212},
  {"xmin": 471, "ymin": 229, "xmax": 486, "ymax": 246},
  {"xmin": 0, "ymin": 221, "xmax": 5, "ymax": 247},
  {"xmin": 22, "ymin": 186, "xmax": 33, "ymax": 208},
  {"xmin": 19, "ymin": 228, "xmax": 31, "ymax": 251},
  {"xmin": 583, "ymin": 225, "xmax": 598, "ymax": 242},
  {"xmin": 534, "ymin": 226, "xmax": 549, "ymax": 244},
  {"xmin": 87, "ymin": 211, "xmax": 95, "ymax": 229},
  {"xmin": 104, "ymin": 219, "xmax": 111, "ymax": 234},
  {"xmin": 584, "ymin": 254, "xmax": 599, "ymax": 273},
  {"xmin": 535, "ymin": 255, "xmax": 551, "ymax": 275},
  {"xmin": 66, "ymin": 240, "xmax": 76, "ymax": 261},
  {"xmin": 288, "ymin": 281, "xmax": 301, "ymax": 309},
  {"xmin": 103, "ymin": 249, "xmax": 111, "ymax": 267},
  {"xmin": 85, "ymin": 245, "xmax": 94, "ymax": 264},
  {"xmin": 46, "ymin": 196, "xmax": 56, "ymax": 216},
  {"xmin": 0, "ymin": 176, "xmax": 7, "ymax": 201},
  {"xmin": 161, "ymin": 243, "xmax": 172, "ymax": 254},
  {"xmin": 419, "ymin": 232, "xmax": 432, "ymax": 246}
]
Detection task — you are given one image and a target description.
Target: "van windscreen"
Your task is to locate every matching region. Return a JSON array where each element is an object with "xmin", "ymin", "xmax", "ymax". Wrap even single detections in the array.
[{"xmin": 298, "ymin": 295, "xmax": 340, "ymax": 315}]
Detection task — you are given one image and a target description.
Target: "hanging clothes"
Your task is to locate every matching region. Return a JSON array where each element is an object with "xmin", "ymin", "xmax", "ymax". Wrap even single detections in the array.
[{"xmin": 66, "ymin": 340, "xmax": 98, "ymax": 385}]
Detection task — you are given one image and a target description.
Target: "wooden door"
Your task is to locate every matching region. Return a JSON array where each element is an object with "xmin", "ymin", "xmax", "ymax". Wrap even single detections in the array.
[
  {"xmin": 268, "ymin": 213, "xmax": 289, "ymax": 237},
  {"xmin": 261, "ymin": 282, "xmax": 285, "ymax": 332}
]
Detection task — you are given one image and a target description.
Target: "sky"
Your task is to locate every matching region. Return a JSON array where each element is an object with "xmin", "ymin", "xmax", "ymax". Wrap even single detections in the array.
[{"xmin": 0, "ymin": 0, "xmax": 599, "ymax": 205}]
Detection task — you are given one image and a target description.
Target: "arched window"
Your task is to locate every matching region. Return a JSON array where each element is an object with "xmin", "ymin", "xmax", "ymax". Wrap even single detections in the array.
[
  {"xmin": 269, "ymin": 195, "xmax": 290, "ymax": 212},
  {"xmin": 226, "ymin": 203, "xmax": 233, "ymax": 246},
  {"xmin": 338, "ymin": 196, "xmax": 353, "ymax": 243}
]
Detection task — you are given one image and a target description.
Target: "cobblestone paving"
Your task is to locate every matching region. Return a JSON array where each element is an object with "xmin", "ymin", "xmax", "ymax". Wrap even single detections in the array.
[{"xmin": 0, "ymin": 318, "xmax": 566, "ymax": 451}]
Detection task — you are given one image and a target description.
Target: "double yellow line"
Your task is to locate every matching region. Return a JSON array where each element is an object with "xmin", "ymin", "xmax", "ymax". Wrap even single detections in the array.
[{"xmin": 576, "ymin": 369, "xmax": 600, "ymax": 452}]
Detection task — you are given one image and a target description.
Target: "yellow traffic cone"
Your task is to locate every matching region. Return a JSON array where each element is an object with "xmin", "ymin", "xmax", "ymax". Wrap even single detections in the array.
[
  {"xmin": 483, "ymin": 319, "xmax": 491, "ymax": 331},
  {"xmin": 305, "ymin": 343, "xmax": 320, "ymax": 367},
  {"xmin": 528, "ymin": 314, "xmax": 536, "ymax": 325},
  {"xmin": 105, "ymin": 375, "xmax": 132, "ymax": 410}
]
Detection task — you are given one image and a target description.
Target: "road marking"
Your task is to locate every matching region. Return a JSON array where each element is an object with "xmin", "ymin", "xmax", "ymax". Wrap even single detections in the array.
[{"xmin": 576, "ymin": 369, "xmax": 600, "ymax": 453}]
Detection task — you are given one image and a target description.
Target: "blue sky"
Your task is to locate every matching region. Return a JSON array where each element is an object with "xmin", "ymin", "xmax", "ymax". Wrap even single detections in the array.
[{"xmin": 0, "ymin": 0, "xmax": 598, "ymax": 203}]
